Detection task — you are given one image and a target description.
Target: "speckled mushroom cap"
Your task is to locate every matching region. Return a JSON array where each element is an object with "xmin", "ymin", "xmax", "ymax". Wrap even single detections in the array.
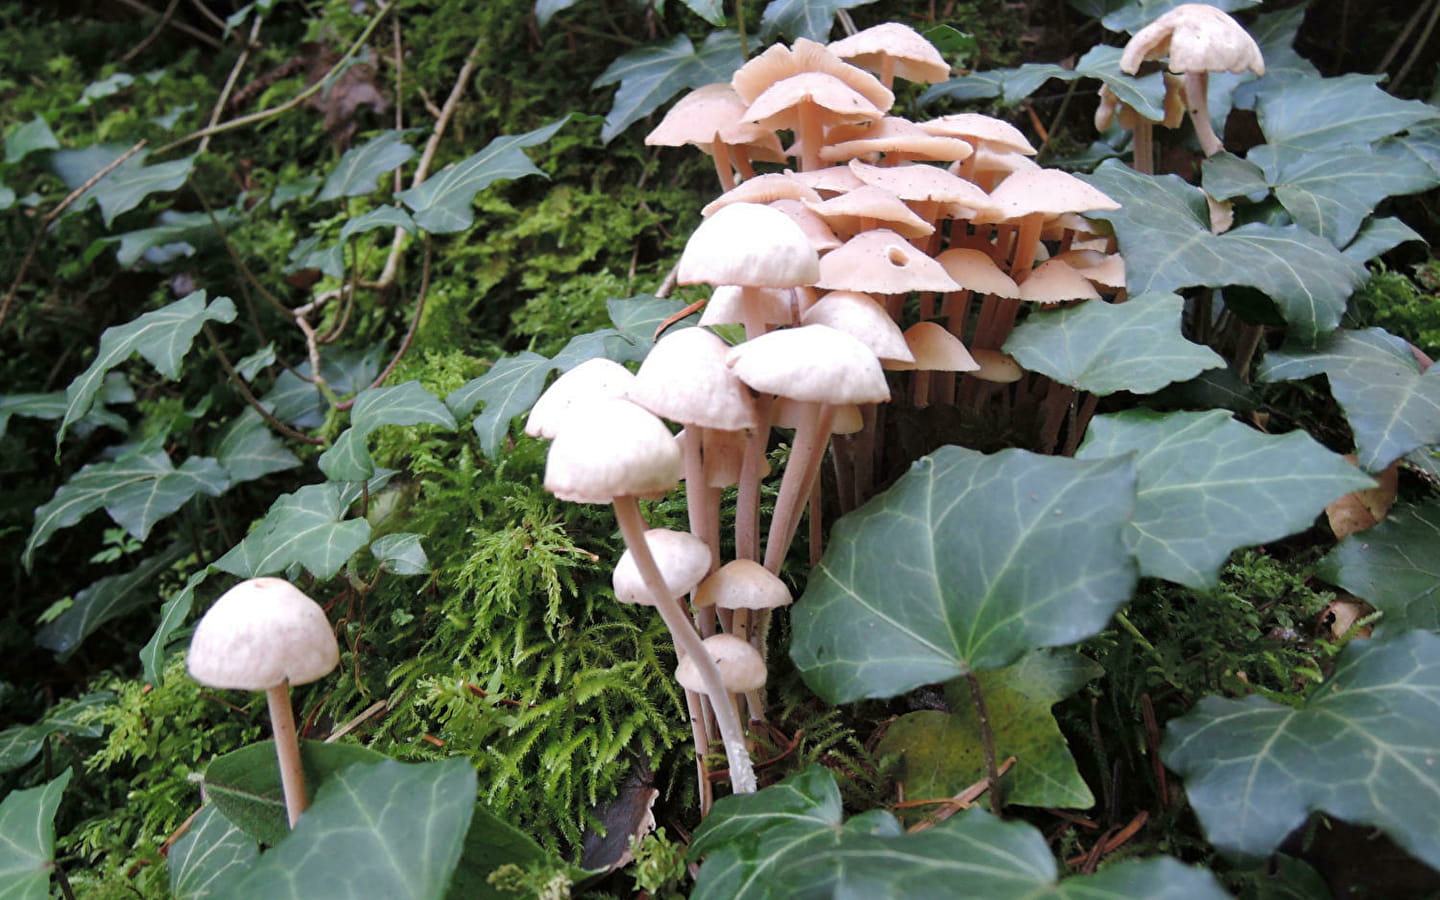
[
  {"xmin": 1120, "ymin": 3, "xmax": 1265, "ymax": 76},
  {"xmin": 675, "ymin": 634, "xmax": 767, "ymax": 694},
  {"xmin": 726, "ymin": 324, "xmax": 890, "ymax": 405},
  {"xmin": 629, "ymin": 328, "xmax": 757, "ymax": 431},
  {"xmin": 677, "ymin": 202, "xmax": 820, "ymax": 288},
  {"xmin": 543, "ymin": 398, "xmax": 681, "ymax": 503},
  {"xmin": 187, "ymin": 578, "xmax": 339, "ymax": 691},
  {"xmin": 815, "ymin": 228, "xmax": 960, "ymax": 294},
  {"xmin": 612, "ymin": 528, "xmax": 711, "ymax": 605}
]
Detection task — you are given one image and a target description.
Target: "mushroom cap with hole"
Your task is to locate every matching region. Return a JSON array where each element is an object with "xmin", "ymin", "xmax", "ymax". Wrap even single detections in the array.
[
  {"xmin": 919, "ymin": 113, "xmax": 1037, "ymax": 155},
  {"xmin": 1120, "ymin": 3, "xmax": 1265, "ymax": 76},
  {"xmin": 701, "ymin": 173, "xmax": 821, "ymax": 216},
  {"xmin": 629, "ymin": 327, "xmax": 757, "ymax": 431},
  {"xmin": 700, "ymin": 285, "xmax": 796, "ymax": 328},
  {"xmin": 543, "ymin": 398, "xmax": 681, "ymax": 503},
  {"xmin": 187, "ymin": 578, "xmax": 339, "ymax": 691},
  {"xmin": 612, "ymin": 528, "xmax": 711, "ymax": 605},
  {"xmin": 527, "ymin": 358, "xmax": 637, "ymax": 439},
  {"xmin": 827, "ymin": 23, "xmax": 950, "ymax": 84},
  {"xmin": 678, "ymin": 202, "xmax": 820, "ymax": 288},
  {"xmin": 726, "ymin": 324, "xmax": 890, "ymax": 405},
  {"xmin": 887, "ymin": 322, "xmax": 979, "ymax": 372},
  {"xmin": 800, "ymin": 290, "xmax": 913, "ymax": 362},
  {"xmin": 815, "ymin": 228, "xmax": 960, "ymax": 294},
  {"xmin": 675, "ymin": 634, "xmax": 767, "ymax": 694},
  {"xmin": 694, "ymin": 559, "xmax": 793, "ymax": 610}
]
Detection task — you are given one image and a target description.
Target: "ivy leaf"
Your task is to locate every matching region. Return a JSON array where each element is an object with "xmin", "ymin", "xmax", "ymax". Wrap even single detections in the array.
[
  {"xmin": 1259, "ymin": 328, "xmax": 1440, "ymax": 471},
  {"xmin": 0, "ymin": 770, "xmax": 71, "ymax": 900},
  {"xmin": 533, "ymin": 0, "xmax": 580, "ymax": 27},
  {"xmin": 36, "ymin": 545, "xmax": 185, "ymax": 659},
  {"xmin": 141, "ymin": 569, "xmax": 209, "ymax": 683},
  {"xmin": 168, "ymin": 806, "xmax": 258, "ymax": 900},
  {"xmin": 680, "ymin": 0, "xmax": 725, "ymax": 25},
  {"xmin": 758, "ymin": 0, "xmax": 880, "ymax": 42},
  {"xmin": 1076, "ymin": 409, "xmax": 1373, "ymax": 589},
  {"xmin": 606, "ymin": 294, "xmax": 697, "ymax": 359},
  {"xmin": 1201, "ymin": 152, "xmax": 1270, "ymax": 202},
  {"xmin": 317, "ymin": 130, "xmax": 415, "ymax": 201},
  {"xmin": 1255, "ymin": 74, "xmax": 1438, "ymax": 153},
  {"xmin": 215, "ymin": 410, "xmax": 302, "ymax": 484},
  {"xmin": 5, "ymin": 116, "xmax": 59, "ymax": 163},
  {"xmin": 397, "ymin": 118, "xmax": 568, "ymax": 232},
  {"xmin": 593, "ymin": 33, "xmax": 743, "ymax": 143},
  {"xmin": 447, "ymin": 352, "xmax": 556, "ymax": 459},
  {"xmin": 270, "ymin": 175, "xmax": 321, "ymax": 209},
  {"xmin": 1381, "ymin": 120, "xmax": 1440, "ymax": 181},
  {"xmin": 1164, "ymin": 629, "xmax": 1440, "ymax": 869},
  {"xmin": 690, "ymin": 766, "xmax": 1228, "ymax": 900},
  {"xmin": 1084, "ymin": 160, "xmax": 1366, "ymax": 343},
  {"xmin": 1343, "ymin": 217, "xmax": 1424, "ymax": 264},
  {"xmin": 25, "ymin": 451, "xmax": 229, "ymax": 567},
  {"xmin": 790, "ymin": 446, "xmax": 1137, "ymax": 703},
  {"xmin": 1231, "ymin": 5, "xmax": 1320, "ymax": 110},
  {"xmin": 58, "ymin": 290, "xmax": 236, "ymax": 444},
  {"xmin": 1100, "ymin": 0, "xmax": 1258, "ymax": 34},
  {"xmin": 338, "ymin": 205, "xmax": 416, "ymax": 242},
  {"xmin": 1005, "ymin": 292, "xmax": 1224, "ymax": 395},
  {"xmin": 113, "ymin": 208, "xmax": 240, "ymax": 267},
  {"xmin": 214, "ymin": 482, "xmax": 371, "ymax": 579},
  {"xmin": 370, "ymin": 533, "xmax": 430, "ymax": 576},
  {"xmin": 1317, "ymin": 498, "xmax": 1440, "ymax": 632},
  {"xmin": 319, "ymin": 381, "xmax": 456, "ymax": 482},
  {"xmin": 0, "ymin": 694, "xmax": 112, "ymax": 774},
  {"xmin": 928, "ymin": 46, "xmax": 1165, "ymax": 118},
  {"xmin": 217, "ymin": 758, "xmax": 476, "ymax": 900},
  {"xmin": 89, "ymin": 153, "xmax": 198, "ymax": 227},
  {"xmin": 878, "ymin": 650, "xmax": 1101, "ymax": 809},
  {"xmin": 0, "ymin": 391, "xmax": 126, "ymax": 441},
  {"xmin": 285, "ymin": 233, "xmax": 345, "ymax": 279}
]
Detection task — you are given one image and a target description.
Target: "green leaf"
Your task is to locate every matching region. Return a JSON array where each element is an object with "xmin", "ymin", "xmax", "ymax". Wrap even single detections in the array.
[
  {"xmin": 679, "ymin": 0, "xmax": 725, "ymax": 25},
  {"xmin": 878, "ymin": 650, "xmax": 1101, "ymax": 809},
  {"xmin": 397, "ymin": 118, "xmax": 568, "ymax": 232},
  {"xmin": 0, "ymin": 391, "xmax": 125, "ymax": 441},
  {"xmin": 1005, "ymin": 292, "xmax": 1224, "ymax": 395},
  {"xmin": 1101, "ymin": 0, "xmax": 1258, "ymax": 34},
  {"xmin": 5, "ymin": 116, "xmax": 58, "ymax": 163},
  {"xmin": 317, "ymin": 130, "xmax": 415, "ymax": 201},
  {"xmin": 205, "ymin": 740, "xmax": 388, "ymax": 846},
  {"xmin": 141, "ymin": 569, "xmax": 209, "ymax": 684},
  {"xmin": 1317, "ymin": 498, "xmax": 1440, "ymax": 632},
  {"xmin": 606, "ymin": 293, "xmax": 697, "ymax": 359},
  {"xmin": 214, "ymin": 482, "xmax": 372, "ymax": 579},
  {"xmin": 1247, "ymin": 142, "xmax": 1439, "ymax": 247},
  {"xmin": 1202, "ymin": 152, "xmax": 1270, "ymax": 202},
  {"xmin": 270, "ymin": 175, "xmax": 320, "ymax": 209},
  {"xmin": 690, "ymin": 766, "xmax": 1227, "ymax": 900},
  {"xmin": 89, "ymin": 153, "xmax": 197, "ymax": 227},
  {"xmin": 444, "ymin": 805, "xmax": 565, "ymax": 900},
  {"xmin": 319, "ymin": 381, "xmax": 456, "ymax": 482},
  {"xmin": 965, "ymin": 45, "xmax": 1166, "ymax": 118},
  {"xmin": 1083, "ymin": 161, "xmax": 1366, "ymax": 343},
  {"xmin": 758, "ymin": 0, "xmax": 880, "ymax": 41},
  {"xmin": 0, "ymin": 185, "xmax": 14, "ymax": 211},
  {"xmin": 790, "ymin": 446, "xmax": 1137, "ymax": 703},
  {"xmin": 919, "ymin": 69, "xmax": 1009, "ymax": 105},
  {"xmin": 1232, "ymin": 5, "xmax": 1319, "ymax": 110},
  {"xmin": 36, "ymin": 546, "xmax": 185, "ymax": 659},
  {"xmin": 285, "ymin": 233, "xmax": 345, "ymax": 279},
  {"xmin": 217, "ymin": 758, "xmax": 476, "ymax": 900},
  {"xmin": 168, "ymin": 806, "xmax": 259, "ymax": 900},
  {"xmin": 533, "ymin": 0, "xmax": 581, "ymax": 27},
  {"xmin": 593, "ymin": 33, "xmax": 743, "ymax": 143},
  {"xmin": 1076, "ymin": 409, "xmax": 1374, "ymax": 589},
  {"xmin": 0, "ymin": 770, "xmax": 71, "ymax": 900},
  {"xmin": 1259, "ymin": 328, "xmax": 1440, "ymax": 470},
  {"xmin": 1344, "ymin": 217, "xmax": 1424, "ymax": 264},
  {"xmin": 1380, "ymin": 120, "xmax": 1440, "ymax": 181},
  {"xmin": 113, "ymin": 208, "xmax": 240, "ymax": 268},
  {"xmin": 1255, "ymin": 74, "xmax": 1438, "ymax": 153},
  {"xmin": 1164, "ymin": 629, "xmax": 1440, "ymax": 868},
  {"xmin": 338, "ymin": 205, "xmax": 416, "ymax": 242},
  {"xmin": 370, "ymin": 532, "xmax": 430, "ymax": 575},
  {"xmin": 0, "ymin": 694, "xmax": 112, "ymax": 774},
  {"xmin": 25, "ymin": 451, "xmax": 229, "ymax": 567},
  {"xmin": 215, "ymin": 410, "xmax": 302, "ymax": 484},
  {"xmin": 58, "ymin": 290, "xmax": 236, "ymax": 444},
  {"xmin": 447, "ymin": 352, "xmax": 556, "ymax": 459}
]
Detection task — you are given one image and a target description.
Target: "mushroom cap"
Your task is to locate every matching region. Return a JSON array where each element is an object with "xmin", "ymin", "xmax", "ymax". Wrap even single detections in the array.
[
  {"xmin": 187, "ymin": 578, "xmax": 339, "ymax": 691},
  {"xmin": 827, "ymin": 23, "xmax": 951, "ymax": 84},
  {"xmin": 1121, "ymin": 3, "xmax": 1265, "ymax": 76},
  {"xmin": 694, "ymin": 559, "xmax": 793, "ymax": 610},
  {"xmin": 975, "ymin": 168, "xmax": 1120, "ymax": 222},
  {"xmin": 701, "ymin": 173, "xmax": 821, "ymax": 217},
  {"xmin": 1019, "ymin": 258, "xmax": 1103, "ymax": 302},
  {"xmin": 821, "ymin": 117, "xmax": 973, "ymax": 163},
  {"xmin": 629, "ymin": 328, "xmax": 757, "ymax": 430},
  {"xmin": 919, "ymin": 113, "xmax": 1037, "ymax": 155},
  {"xmin": 676, "ymin": 634, "xmax": 767, "ymax": 694},
  {"xmin": 612, "ymin": 528, "xmax": 711, "ymax": 605},
  {"xmin": 700, "ymin": 285, "xmax": 797, "ymax": 328},
  {"xmin": 743, "ymin": 72, "xmax": 887, "ymax": 131},
  {"xmin": 804, "ymin": 185, "xmax": 935, "ymax": 239},
  {"xmin": 732, "ymin": 39, "xmax": 893, "ymax": 110},
  {"xmin": 1052, "ymin": 249, "xmax": 1126, "ymax": 289},
  {"xmin": 527, "ymin": 358, "xmax": 636, "ymax": 439},
  {"xmin": 800, "ymin": 290, "xmax": 914, "ymax": 362},
  {"xmin": 888, "ymin": 322, "xmax": 979, "ymax": 372},
  {"xmin": 646, "ymin": 82, "xmax": 776, "ymax": 148},
  {"xmin": 768, "ymin": 198, "xmax": 844, "ymax": 252},
  {"xmin": 789, "ymin": 164, "xmax": 868, "ymax": 195},
  {"xmin": 850, "ymin": 160, "xmax": 995, "ymax": 212},
  {"xmin": 815, "ymin": 228, "xmax": 961, "ymax": 294},
  {"xmin": 934, "ymin": 248, "xmax": 1022, "ymax": 298},
  {"xmin": 726, "ymin": 324, "xmax": 890, "ymax": 404},
  {"xmin": 969, "ymin": 348, "xmax": 1025, "ymax": 383},
  {"xmin": 773, "ymin": 396, "xmax": 864, "ymax": 434},
  {"xmin": 543, "ymin": 398, "xmax": 681, "ymax": 503},
  {"xmin": 677, "ymin": 202, "xmax": 821, "ymax": 288}
]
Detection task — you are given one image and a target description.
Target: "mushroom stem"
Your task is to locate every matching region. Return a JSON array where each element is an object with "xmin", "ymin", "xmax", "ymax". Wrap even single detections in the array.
[
  {"xmin": 1183, "ymin": 72, "xmax": 1224, "ymax": 157},
  {"xmin": 613, "ymin": 497, "xmax": 757, "ymax": 794},
  {"xmin": 763, "ymin": 403, "xmax": 837, "ymax": 574},
  {"xmin": 1132, "ymin": 118, "xmax": 1155, "ymax": 174},
  {"xmin": 797, "ymin": 99, "xmax": 824, "ymax": 172},
  {"xmin": 266, "ymin": 683, "xmax": 308, "ymax": 828},
  {"xmin": 709, "ymin": 141, "xmax": 737, "ymax": 192},
  {"xmin": 736, "ymin": 395, "xmax": 774, "ymax": 562}
]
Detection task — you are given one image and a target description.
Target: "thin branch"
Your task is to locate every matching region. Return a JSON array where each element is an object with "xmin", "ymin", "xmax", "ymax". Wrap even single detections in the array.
[
  {"xmin": 1, "ymin": 139, "xmax": 148, "ymax": 330},
  {"xmin": 187, "ymin": 0, "xmax": 227, "ymax": 33},
  {"xmin": 336, "ymin": 240, "xmax": 433, "ymax": 410},
  {"xmin": 205, "ymin": 324, "xmax": 325, "ymax": 444},
  {"xmin": 194, "ymin": 183, "xmax": 292, "ymax": 316},
  {"xmin": 1393, "ymin": 0, "xmax": 1440, "ymax": 91},
  {"xmin": 120, "ymin": 0, "xmax": 181, "ymax": 65},
  {"xmin": 113, "ymin": 0, "xmax": 222, "ymax": 48},
  {"xmin": 199, "ymin": 13, "xmax": 265, "ymax": 155}
]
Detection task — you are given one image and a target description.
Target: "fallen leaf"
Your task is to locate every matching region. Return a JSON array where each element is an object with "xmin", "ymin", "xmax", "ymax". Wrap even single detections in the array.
[{"xmin": 1326, "ymin": 454, "xmax": 1399, "ymax": 539}]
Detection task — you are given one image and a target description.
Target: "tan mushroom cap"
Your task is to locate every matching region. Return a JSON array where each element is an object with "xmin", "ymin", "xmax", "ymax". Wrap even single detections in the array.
[
  {"xmin": 935, "ymin": 248, "xmax": 1022, "ymax": 297},
  {"xmin": 800, "ymin": 290, "xmax": 913, "ymax": 362},
  {"xmin": 187, "ymin": 578, "xmax": 339, "ymax": 691},
  {"xmin": 789, "ymin": 165, "xmax": 868, "ymax": 195},
  {"xmin": 850, "ymin": 159, "xmax": 995, "ymax": 213},
  {"xmin": 701, "ymin": 285, "xmax": 796, "ymax": 328},
  {"xmin": 1019, "ymin": 258, "xmax": 1103, "ymax": 303},
  {"xmin": 815, "ymin": 228, "xmax": 960, "ymax": 294},
  {"xmin": 543, "ymin": 398, "xmax": 681, "ymax": 503},
  {"xmin": 733, "ymin": 39, "xmax": 894, "ymax": 110},
  {"xmin": 769, "ymin": 198, "xmax": 844, "ymax": 252},
  {"xmin": 676, "ymin": 633, "xmax": 767, "ymax": 694},
  {"xmin": 828, "ymin": 23, "xmax": 950, "ymax": 84},
  {"xmin": 646, "ymin": 82, "xmax": 778, "ymax": 149},
  {"xmin": 975, "ymin": 168, "xmax": 1120, "ymax": 223},
  {"xmin": 969, "ymin": 348, "xmax": 1025, "ymax": 383},
  {"xmin": 744, "ymin": 71, "xmax": 888, "ymax": 132},
  {"xmin": 919, "ymin": 113, "xmax": 1037, "ymax": 155},
  {"xmin": 887, "ymin": 322, "xmax": 979, "ymax": 372},
  {"xmin": 1053, "ymin": 249, "xmax": 1126, "ymax": 289},
  {"xmin": 693, "ymin": 559, "xmax": 794, "ymax": 610},
  {"xmin": 821, "ymin": 117, "xmax": 973, "ymax": 163},
  {"xmin": 1121, "ymin": 3, "xmax": 1265, "ymax": 76},
  {"xmin": 772, "ymin": 396, "xmax": 864, "ymax": 433},
  {"xmin": 612, "ymin": 528, "xmax": 711, "ymax": 605},
  {"xmin": 629, "ymin": 328, "xmax": 757, "ymax": 431},
  {"xmin": 805, "ymin": 185, "xmax": 935, "ymax": 239},
  {"xmin": 726, "ymin": 324, "xmax": 890, "ymax": 405},
  {"xmin": 678, "ymin": 202, "xmax": 821, "ymax": 288},
  {"xmin": 527, "ymin": 358, "xmax": 636, "ymax": 439},
  {"xmin": 701, "ymin": 173, "xmax": 821, "ymax": 217}
]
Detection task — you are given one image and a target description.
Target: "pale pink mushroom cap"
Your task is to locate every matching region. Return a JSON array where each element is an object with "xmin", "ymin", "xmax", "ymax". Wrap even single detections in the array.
[
  {"xmin": 1121, "ymin": 4, "xmax": 1265, "ymax": 76},
  {"xmin": 815, "ymin": 228, "xmax": 960, "ymax": 294},
  {"xmin": 919, "ymin": 113, "xmax": 1037, "ymax": 155},
  {"xmin": 629, "ymin": 328, "xmax": 757, "ymax": 431},
  {"xmin": 887, "ymin": 322, "xmax": 979, "ymax": 372},
  {"xmin": 1019, "ymin": 258, "xmax": 1103, "ymax": 303},
  {"xmin": 678, "ymin": 202, "xmax": 821, "ymax": 288},
  {"xmin": 676, "ymin": 634, "xmax": 767, "ymax": 694},
  {"xmin": 187, "ymin": 578, "xmax": 339, "ymax": 691},
  {"xmin": 527, "ymin": 358, "xmax": 636, "ymax": 439},
  {"xmin": 701, "ymin": 173, "xmax": 822, "ymax": 217},
  {"xmin": 693, "ymin": 559, "xmax": 794, "ymax": 610},
  {"xmin": 800, "ymin": 290, "xmax": 914, "ymax": 362},
  {"xmin": 700, "ymin": 285, "xmax": 797, "ymax": 328},
  {"xmin": 543, "ymin": 398, "xmax": 681, "ymax": 503},
  {"xmin": 726, "ymin": 324, "xmax": 890, "ymax": 405},
  {"xmin": 827, "ymin": 23, "xmax": 951, "ymax": 84},
  {"xmin": 612, "ymin": 528, "xmax": 711, "ymax": 605},
  {"xmin": 935, "ymin": 248, "xmax": 1022, "ymax": 297}
]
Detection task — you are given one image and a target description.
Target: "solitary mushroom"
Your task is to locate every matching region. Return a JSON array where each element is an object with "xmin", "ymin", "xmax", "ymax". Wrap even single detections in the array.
[{"xmin": 187, "ymin": 577, "xmax": 339, "ymax": 828}]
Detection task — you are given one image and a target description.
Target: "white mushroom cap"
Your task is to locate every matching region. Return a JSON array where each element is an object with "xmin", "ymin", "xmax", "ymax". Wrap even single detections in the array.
[
  {"xmin": 677, "ymin": 203, "xmax": 821, "ymax": 289},
  {"xmin": 612, "ymin": 529, "xmax": 712, "ymax": 605},
  {"xmin": 629, "ymin": 328, "xmax": 757, "ymax": 431},
  {"xmin": 694, "ymin": 559, "xmax": 794, "ymax": 611},
  {"xmin": 675, "ymin": 634, "xmax": 767, "ymax": 694},
  {"xmin": 726, "ymin": 324, "xmax": 891, "ymax": 405},
  {"xmin": 527, "ymin": 358, "xmax": 636, "ymax": 439},
  {"xmin": 800, "ymin": 290, "xmax": 913, "ymax": 363},
  {"xmin": 187, "ymin": 578, "xmax": 339, "ymax": 691},
  {"xmin": 543, "ymin": 398, "xmax": 681, "ymax": 503},
  {"xmin": 1121, "ymin": 3, "xmax": 1265, "ymax": 76}
]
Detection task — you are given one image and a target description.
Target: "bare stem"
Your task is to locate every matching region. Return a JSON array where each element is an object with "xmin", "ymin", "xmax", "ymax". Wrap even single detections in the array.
[
  {"xmin": 266, "ymin": 684, "xmax": 308, "ymax": 827},
  {"xmin": 964, "ymin": 671, "xmax": 1002, "ymax": 815}
]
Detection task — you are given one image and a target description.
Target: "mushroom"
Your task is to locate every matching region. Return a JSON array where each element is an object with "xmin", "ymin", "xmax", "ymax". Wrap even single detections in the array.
[{"xmin": 187, "ymin": 577, "xmax": 339, "ymax": 828}]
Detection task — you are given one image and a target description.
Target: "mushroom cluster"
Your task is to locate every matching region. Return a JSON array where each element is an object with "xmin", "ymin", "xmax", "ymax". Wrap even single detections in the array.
[{"xmin": 539, "ymin": 22, "xmax": 1129, "ymax": 814}]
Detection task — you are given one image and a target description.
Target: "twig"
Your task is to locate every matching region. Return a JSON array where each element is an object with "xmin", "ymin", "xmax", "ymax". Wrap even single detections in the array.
[
  {"xmin": 0, "ymin": 139, "xmax": 148, "ymax": 330},
  {"xmin": 187, "ymin": 0, "xmax": 227, "ymax": 33},
  {"xmin": 325, "ymin": 696, "xmax": 395, "ymax": 742},
  {"xmin": 1377, "ymin": 0, "xmax": 1434, "ymax": 74},
  {"xmin": 336, "ymin": 240, "xmax": 432, "ymax": 410},
  {"xmin": 902, "ymin": 757, "xmax": 1017, "ymax": 832},
  {"xmin": 1393, "ymin": 0, "xmax": 1440, "ymax": 91},
  {"xmin": 205, "ymin": 325, "xmax": 326, "ymax": 444},
  {"xmin": 113, "ymin": 0, "xmax": 221, "ymax": 48},
  {"xmin": 199, "ymin": 14, "xmax": 264, "ymax": 155},
  {"xmin": 1037, "ymin": 78, "xmax": 1080, "ymax": 158},
  {"xmin": 154, "ymin": 2, "xmax": 393, "ymax": 155},
  {"xmin": 120, "ymin": 0, "xmax": 181, "ymax": 65}
]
